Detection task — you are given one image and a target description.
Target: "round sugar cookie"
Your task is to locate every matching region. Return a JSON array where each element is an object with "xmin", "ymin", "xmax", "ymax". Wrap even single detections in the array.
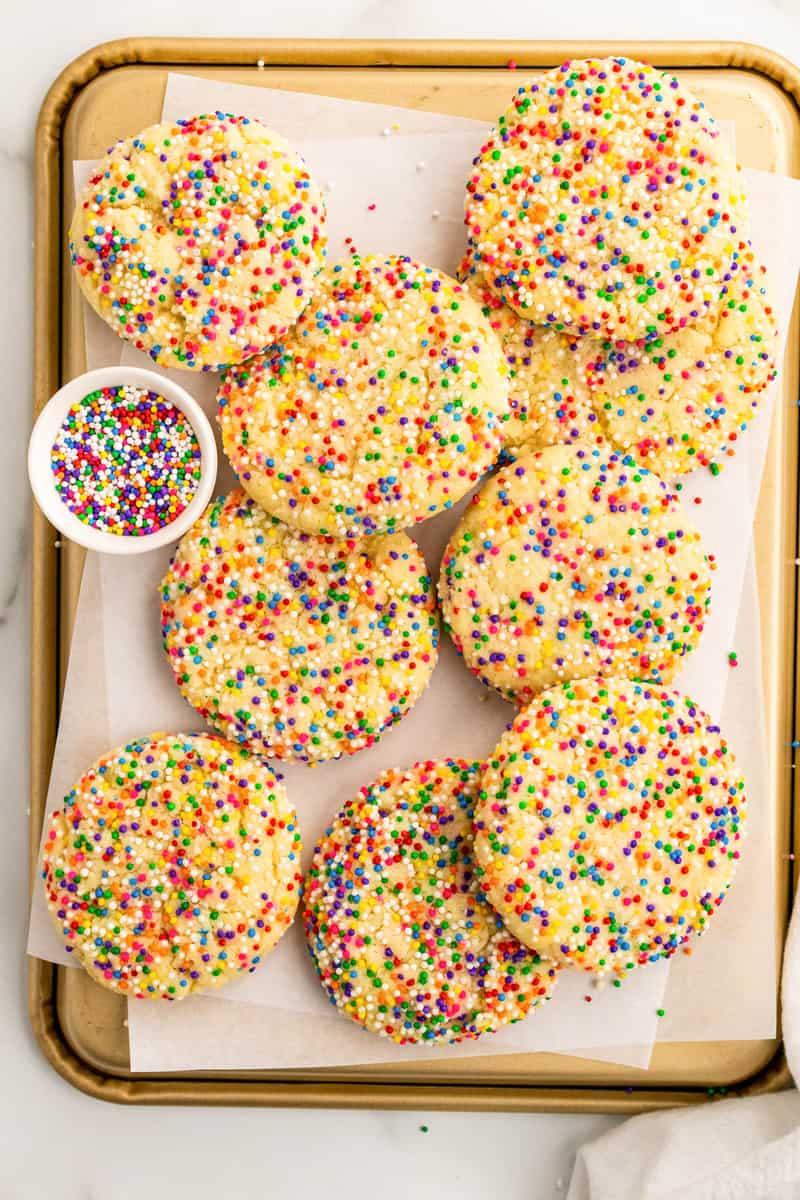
[
  {"xmin": 586, "ymin": 252, "xmax": 778, "ymax": 476},
  {"xmin": 473, "ymin": 678, "xmax": 747, "ymax": 975},
  {"xmin": 439, "ymin": 443, "xmax": 711, "ymax": 704},
  {"xmin": 69, "ymin": 113, "xmax": 326, "ymax": 371},
  {"xmin": 217, "ymin": 254, "xmax": 510, "ymax": 537},
  {"xmin": 459, "ymin": 249, "xmax": 599, "ymax": 452},
  {"xmin": 41, "ymin": 733, "xmax": 302, "ymax": 999},
  {"xmin": 465, "ymin": 58, "xmax": 748, "ymax": 339},
  {"xmin": 160, "ymin": 490, "xmax": 439, "ymax": 763},
  {"xmin": 304, "ymin": 759, "xmax": 558, "ymax": 1043}
]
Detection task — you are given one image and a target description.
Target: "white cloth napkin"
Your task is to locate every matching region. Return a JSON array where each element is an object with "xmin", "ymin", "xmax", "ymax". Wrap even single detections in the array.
[{"xmin": 567, "ymin": 894, "xmax": 800, "ymax": 1199}]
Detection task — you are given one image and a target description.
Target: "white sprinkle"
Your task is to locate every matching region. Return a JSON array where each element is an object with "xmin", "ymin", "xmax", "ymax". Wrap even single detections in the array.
[
  {"xmin": 416, "ymin": 161, "xmax": 426, "ymax": 172},
  {"xmin": 431, "ymin": 210, "xmax": 440, "ymax": 220},
  {"xmin": 256, "ymin": 59, "xmax": 265, "ymax": 69}
]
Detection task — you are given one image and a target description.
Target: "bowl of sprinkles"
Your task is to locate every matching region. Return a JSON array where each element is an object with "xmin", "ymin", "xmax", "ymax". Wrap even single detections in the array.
[{"xmin": 29, "ymin": 366, "xmax": 217, "ymax": 554}]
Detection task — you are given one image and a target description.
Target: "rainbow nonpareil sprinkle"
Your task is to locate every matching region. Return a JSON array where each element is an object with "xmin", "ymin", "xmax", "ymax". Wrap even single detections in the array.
[{"xmin": 50, "ymin": 385, "xmax": 201, "ymax": 536}]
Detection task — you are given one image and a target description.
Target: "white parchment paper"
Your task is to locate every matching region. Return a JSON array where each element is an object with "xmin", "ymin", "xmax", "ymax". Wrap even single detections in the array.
[{"xmin": 28, "ymin": 72, "xmax": 800, "ymax": 1073}]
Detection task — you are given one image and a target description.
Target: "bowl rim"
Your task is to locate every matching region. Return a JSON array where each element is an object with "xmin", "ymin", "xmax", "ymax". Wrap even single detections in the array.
[{"xmin": 28, "ymin": 365, "xmax": 218, "ymax": 555}]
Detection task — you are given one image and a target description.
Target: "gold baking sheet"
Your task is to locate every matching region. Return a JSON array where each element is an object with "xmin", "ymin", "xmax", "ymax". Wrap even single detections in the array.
[{"xmin": 29, "ymin": 38, "xmax": 800, "ymax": 1111}]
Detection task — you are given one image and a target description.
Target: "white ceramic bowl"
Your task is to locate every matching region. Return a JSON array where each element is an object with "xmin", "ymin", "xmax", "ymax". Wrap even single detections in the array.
[{"xmin": 28, "ymin": 366, "xmax": 218, "ymax": 555}]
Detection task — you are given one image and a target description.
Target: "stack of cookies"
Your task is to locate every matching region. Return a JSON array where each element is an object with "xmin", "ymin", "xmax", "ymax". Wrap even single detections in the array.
[
  {"xmin": 45, "ymin": 61, "xmax": 762, "ymax": 1045},
  {"xmin": 304, "ymin": 680, "xmax": 745, "ymax": 1043},
  {"xmin": 460, "ymin": 57, "xmax": 777, "ymax": 475}
]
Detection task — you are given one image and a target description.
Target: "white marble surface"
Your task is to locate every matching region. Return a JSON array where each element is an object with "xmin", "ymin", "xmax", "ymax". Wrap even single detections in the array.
[{"xmin": 4, "ymin": 3, "xmax": 800, "ymax": 1197}]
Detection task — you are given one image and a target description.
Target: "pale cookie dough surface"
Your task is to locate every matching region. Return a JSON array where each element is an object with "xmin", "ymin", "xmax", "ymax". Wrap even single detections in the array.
[
  {"xmin": 459, "ymin": 249, "xmax": 599, "ymax": 453},
  {"xmin": 70, "ymin": 113, "xmax": 326, "ymax": 371},
  {"xmin": 439, "ymin": 443, "xmax": 711, "ymax": 704},
  {"xmin": 465, "ymin": 58, "xmax": 748, "ymax": 340},
  {"xmin": 586, "ymin": 251, "xmax": 778, "ymax": 476},
  {"xmin": 160, "ymin": 490, "xmax": 439, "ymax": 763},
  {"xmin": 41, "ymin": 733, "xmax": 302, "ymax": 999},
  {"xmin": 304, "ymin": 759, "xmax": 558, "ymax": 1043},
  {"xmin": 474, "ymin": 678, "xmax": 747, "ymax": 976},
  {"xmin": 217, "ymin": 254, "xmax": 510, "ymax": 538}
]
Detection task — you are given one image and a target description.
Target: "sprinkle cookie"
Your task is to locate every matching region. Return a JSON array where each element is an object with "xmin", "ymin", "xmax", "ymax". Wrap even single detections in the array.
[
  {"xmin": 439, "ymin": 443, "xmax": 711, "ymax": 704},
  {"xmin": 474, "ymin": 678, "xmax": 747, "ymax": 975},
  {"xmin": 304, "ymin": 759, "xmax": 558, "ymax": 1043},
  {"xmin": 460, "ymin": 248, "xmax": 599, "ymax": 453},
  {"xmin": 217, "ymin": 254, "xmax": 509, "ymax": 537},
  {"xmin": 160, "ymin": 490, "xmax": 439, "ymax": 763},
  {"xmin": 586, "ymin": 252, "xmax": 778, "ymax": 476},
  {"xmin": 465, "ymin": 58, "xmax": 748, "ymax": 339},
  {"xmin": 41, "ymin": 733, "xmax": 302, "ymax": 999},
  {"xmin": 70, "ymin": 113, "xmax": 326, "ymax": 371}
]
